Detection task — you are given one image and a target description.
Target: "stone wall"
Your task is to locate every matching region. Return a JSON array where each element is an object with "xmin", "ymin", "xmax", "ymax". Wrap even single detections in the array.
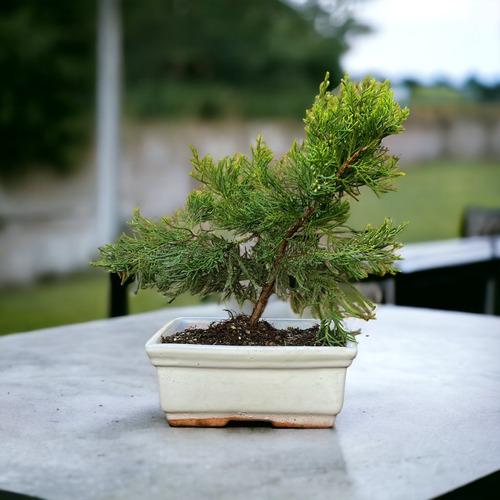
[
  {"xmin": 0, "ymin": 120, "xmax": 304, "ymax": 286},
  {"xmin": 1, "ymin": 114, "xmax": 499, "ymax": 286}
]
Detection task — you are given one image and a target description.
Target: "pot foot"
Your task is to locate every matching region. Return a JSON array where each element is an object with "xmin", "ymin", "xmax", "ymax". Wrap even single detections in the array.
[
  {"xmin": 165, "ymin": 413, "xmax": 335, "ymax": 428},
  {"xmin": 167, "ymin": 417, "xmax": 231, "ymax": 427}
]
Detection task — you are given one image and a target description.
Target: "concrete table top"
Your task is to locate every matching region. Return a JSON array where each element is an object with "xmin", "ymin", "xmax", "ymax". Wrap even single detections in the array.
[{"xmin": 1, "ymin": 303, "xmax": 499, "ymax": 500}]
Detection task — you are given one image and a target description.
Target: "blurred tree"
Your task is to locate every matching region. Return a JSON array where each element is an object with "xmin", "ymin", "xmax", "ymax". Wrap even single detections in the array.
[
  {"xmin": 0, "ymin": 0, "xmax": 367, "ymax": 178},
  {"xmin": 0, "ymin": 0, "xmax": 96, "ymax": 179},
  {"xmin": 122, "ymin": 0, "xmax": 369, "ymax": 118},
  {"xmin": 464, "ymin": 77, "xmax": 500, "ymax": 103}
]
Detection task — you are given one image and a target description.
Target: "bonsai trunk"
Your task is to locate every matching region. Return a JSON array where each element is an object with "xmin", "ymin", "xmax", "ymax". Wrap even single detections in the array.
[
  {"xmin": 249, "ymin": 281, "xmax": 275, "ymax": 327},
  {"xmin": 249, "ymin": 206, "xmax": 315, "ymax": 327},
  {"xmin": 248, "ymin": 142, "xmax": 372, "ymax": 328}
]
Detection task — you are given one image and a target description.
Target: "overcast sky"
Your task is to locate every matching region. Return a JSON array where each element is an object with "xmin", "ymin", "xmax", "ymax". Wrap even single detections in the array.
[{"xmin": 340, "ymin": 0, "xmax": 500, "ymax": 86}]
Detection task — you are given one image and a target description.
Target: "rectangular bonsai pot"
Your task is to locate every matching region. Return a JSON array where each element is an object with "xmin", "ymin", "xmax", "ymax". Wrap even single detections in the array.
[{"xmin": 145, "ymin": 317, "xmax": 357, "ymax": 428}]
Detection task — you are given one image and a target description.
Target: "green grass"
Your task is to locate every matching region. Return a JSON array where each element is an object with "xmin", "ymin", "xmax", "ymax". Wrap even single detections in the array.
[
  {"xmin": 1, "ymin": 159, "xmax": 499, "ymax": 336},
  {"xmin": 349, "ymin": 159, "xmax": 500, "ymax": 242},
  {"xmin": 0, "ymin": 269, "xmax": 206, "ymax": 336}
]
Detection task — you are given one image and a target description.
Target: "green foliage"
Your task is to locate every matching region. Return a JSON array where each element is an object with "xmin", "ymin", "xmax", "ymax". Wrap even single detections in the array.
[
  {"xmin": 1, "ymin": 0, "xmax": 365, "ymax": 177},
  {"xmin": 0, "ymin": 0, "xmax": 95, "ymax": 179},
  {"xmin": 122, "ymin": 0, "xmax": 366, "ymax": 119},
  {"xmin": 94, "ymin": 74, "xmax": 409, "ymax": 345}
]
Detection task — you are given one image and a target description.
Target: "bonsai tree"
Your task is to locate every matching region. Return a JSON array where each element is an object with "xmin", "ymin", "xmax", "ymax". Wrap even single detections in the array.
[{"xmin": 94, "ymin": 73, "xmax": 409, "ymax": 346}]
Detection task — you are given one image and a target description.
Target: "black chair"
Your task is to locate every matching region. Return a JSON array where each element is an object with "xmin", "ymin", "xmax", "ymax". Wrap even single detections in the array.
[{"xmin": 460, "ymin": 206, "xmax": 500, "ymax": 237}]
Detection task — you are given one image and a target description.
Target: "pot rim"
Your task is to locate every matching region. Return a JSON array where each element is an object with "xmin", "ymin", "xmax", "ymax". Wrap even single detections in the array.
[{"xmin": 145, "ymin": 316, "xmax": 358, "ymax": 353}]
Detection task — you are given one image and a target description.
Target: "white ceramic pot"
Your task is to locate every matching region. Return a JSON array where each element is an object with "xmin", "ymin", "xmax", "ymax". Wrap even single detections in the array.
[{"xmin": 145, "ymin": 317, "xmax": 357, "ymax": 428}]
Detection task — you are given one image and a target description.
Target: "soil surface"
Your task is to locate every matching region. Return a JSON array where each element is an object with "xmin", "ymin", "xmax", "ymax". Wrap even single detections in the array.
[{"xmin": 161, "ymin": 312, "xmax": 320, "ymax": 346}]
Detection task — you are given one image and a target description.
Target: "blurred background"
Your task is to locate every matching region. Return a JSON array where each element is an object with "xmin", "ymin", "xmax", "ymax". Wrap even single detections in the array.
[{"xmin": 1, "ymin": 0, "xmax": 499, "ymax": 334}]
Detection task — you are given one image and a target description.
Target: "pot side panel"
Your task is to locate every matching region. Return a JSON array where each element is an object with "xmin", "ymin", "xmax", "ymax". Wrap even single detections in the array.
[{"xmin": 154, "ymin": 366, "xmax": 348, "ymax": 424}]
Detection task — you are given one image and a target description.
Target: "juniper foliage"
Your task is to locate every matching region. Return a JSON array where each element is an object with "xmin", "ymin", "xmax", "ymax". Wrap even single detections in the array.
[{"xmin": 94, "ymin": 74, "xmax": 409, "ymax": 346}]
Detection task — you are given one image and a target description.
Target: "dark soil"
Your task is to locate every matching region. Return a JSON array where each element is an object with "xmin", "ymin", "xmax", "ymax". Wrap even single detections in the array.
[{"xmin": 161, "ymin": 312, "xmax": 320, "ymax": 346}]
